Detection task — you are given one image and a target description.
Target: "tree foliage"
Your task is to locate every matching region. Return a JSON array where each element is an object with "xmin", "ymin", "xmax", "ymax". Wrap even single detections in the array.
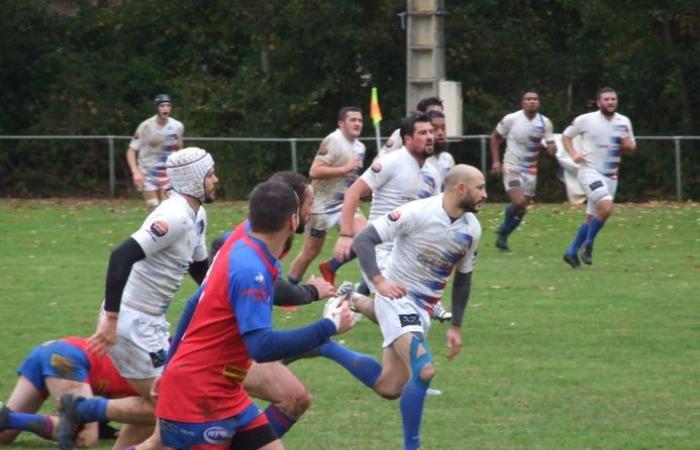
[{"xmin": 1, "ymin": 0, "xmax": 698, "ymax": 198}]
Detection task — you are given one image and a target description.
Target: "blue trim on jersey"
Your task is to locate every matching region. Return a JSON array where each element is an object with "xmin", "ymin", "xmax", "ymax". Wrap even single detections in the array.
[
  {"xmin": 159, "ymin": 403, "xmax": 262, "ymax": 448},
  {"xmin": 18, "ymin": 341, "xmax": 89, "ymax": 393}
]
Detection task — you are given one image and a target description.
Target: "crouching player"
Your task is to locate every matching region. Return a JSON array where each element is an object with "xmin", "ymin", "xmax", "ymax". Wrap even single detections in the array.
[{"xmin": 0, "ymin": 337, "xmax": 151, "ymax": 447}]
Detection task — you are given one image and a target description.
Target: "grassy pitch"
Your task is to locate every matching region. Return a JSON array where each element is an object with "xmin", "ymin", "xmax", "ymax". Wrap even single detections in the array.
[{"xmin": 0, "ymin": 199, "xmax": 698, "ymax": 449}]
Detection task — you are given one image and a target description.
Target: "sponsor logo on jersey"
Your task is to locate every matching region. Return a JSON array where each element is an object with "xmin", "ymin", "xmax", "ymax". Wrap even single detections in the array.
[
  {"xmin": 388, "ymin": 209, "xmax": 401, "ymax": 221},
  {"xmin": 371, "ymin": 162, "xmax": 382, "ymax": 173},
  {"xmin": 242, "ymin": 288, "xmax": 268, "ymax": 301},
  {"xmin": 221, "ymin": 363, "xmax": 250, "ymax": 382},
  {"xmin": 197, "ymin": 219, "xmax": 205, "ymax": 235},
  {"xmin": 417, "ymin": 253, "xmax": 452, "ymax": 272},
  {"xmin": 203, "ymin": 426, "xmax": 233, "ymax": 444},
  {"xmin": 150, "ymin": 220, "xmax": 169, "ymax": 237}
]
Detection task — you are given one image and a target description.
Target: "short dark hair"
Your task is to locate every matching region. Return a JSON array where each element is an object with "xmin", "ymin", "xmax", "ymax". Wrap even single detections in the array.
[
  {"xmin": 521, "ymin": 90, "xmax": 539, "ymax": 99},
  {"xmin": 597, "ymin": 87, "xmax": 617, "ymax": 99},
  {"xmin": 249, "ymin": 180, "xmax": 299, "ymax": 233},
  {"xmin": 416, "ymin": 96, "xmax": 443, "ymax": 112},
  {"xmin": 268, "ymin": 171, "xmax": 310, "ymax": 206},
  {"xmin": 400, "ymin": 112, "xmax": 431, "ymax": 141},
  {"xmin": 426, "ymin": 110, "xmax": 445, "ymax": 121},
  {"xmin": 338, "ymin": 106, "xmax": 362, "ymax": 122}
]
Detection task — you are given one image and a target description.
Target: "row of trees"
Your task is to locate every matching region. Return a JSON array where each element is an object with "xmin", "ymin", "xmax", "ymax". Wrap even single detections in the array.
[{"xmin": 1, "ymin": 0, "xmax": 698, "ymax": 198}]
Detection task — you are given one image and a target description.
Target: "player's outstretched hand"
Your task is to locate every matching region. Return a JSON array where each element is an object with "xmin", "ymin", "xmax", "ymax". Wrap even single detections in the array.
[
  {"xmin": 307, "ymin": 275, "xmax": 335, "ymax": 300},
  {"xmin": 333, "ymin": 236, "xmax": 354, "ymax": 262},
  {"xmin": 88, "ymin": 312, "xmax": 118, "ymax": 356},
  {"xmin": 375, "ymin": 277, "xmax": 407, "ymax": 299},
  {"xmin": 446, "ymin": 326, "xmax": 462, "ymax": 361},
  {"xmin": 323, "ymin": 297, "xmax": 357, "ymax": 334}
]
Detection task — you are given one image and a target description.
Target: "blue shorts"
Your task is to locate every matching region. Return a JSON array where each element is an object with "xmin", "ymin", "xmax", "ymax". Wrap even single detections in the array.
[
  {"xmin": 159, "ymin": 403, "xmax": 263, "ymax": 449},
  {"xmin": 18, "ymin": 340, "xmax": 89, "ymax": 394}
]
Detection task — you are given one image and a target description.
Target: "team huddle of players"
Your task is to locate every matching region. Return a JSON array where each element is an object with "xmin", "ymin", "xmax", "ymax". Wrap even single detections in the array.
[{"xmin": 0, "ymin": 87, "xmax": 634, "ymax": 450}]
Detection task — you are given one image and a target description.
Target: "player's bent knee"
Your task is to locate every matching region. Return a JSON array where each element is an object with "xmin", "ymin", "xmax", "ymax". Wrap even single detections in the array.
[{"xmin": 419, "ymin": 363, "xmax": 435, "ymax": 383}]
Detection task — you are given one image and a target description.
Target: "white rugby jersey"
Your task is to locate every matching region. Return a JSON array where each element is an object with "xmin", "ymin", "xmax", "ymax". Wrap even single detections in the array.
[
  {"xmin": 122, "ymin": 192, "xmax": 207, "ymax": 316},
  {"xmin": 377, "ymin": 128, "xmax": 402, "ymax": 157},
  {"xmin": 426, "ymin": 151, "xmax": 455, "ymax": 180},
  {"xmin": 372, "ymin": 195, "xmax": 481, "ymax": 310},
  {"xmin": 563, "ymin": 110, "xmax": 635, "ymax": 179},
  {"xmin": 496, "ymin": 110, "xmax": 554, "ymax": 175},
  {"xmin": 311, "ymin": 129, "xmax": 366, "ymax": 215},
  {"xmin": 129, "ymin": 116, "xmax": 185, "ymax": 170},
  {"xmin": 360, "ymin": 147, "xmax": 441, "ymax": 221}
]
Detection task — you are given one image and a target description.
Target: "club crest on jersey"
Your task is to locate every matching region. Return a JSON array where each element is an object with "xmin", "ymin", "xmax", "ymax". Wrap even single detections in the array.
[
  {"xmin": 371, "ymin": 161, "xmax": 382, "ymax": 173},
  {"xmin": 255, "ymin": 273, "xmax": 265, "ymax": 284},
  {"xmin": 149, "ymin": 221, "xmax": 169, "ymax": 237},
  {"xmin": 388, "ymin": 210, "xmax": 401, "ymax": 222}
]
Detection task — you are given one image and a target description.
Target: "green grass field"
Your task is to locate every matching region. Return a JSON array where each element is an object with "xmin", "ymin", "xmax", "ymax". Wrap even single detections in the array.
[{"xmin": 1, "ymin": 199, "xmax": 698, "ymax": 450}]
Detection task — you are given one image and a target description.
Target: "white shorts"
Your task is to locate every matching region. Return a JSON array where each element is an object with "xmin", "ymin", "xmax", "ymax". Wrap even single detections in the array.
[
  {"xmin": 107, "ymin": 304, "xmax": 170, "ymax": 379},
  {"xmin": 503, "ymin": 164, "xmax": 537, "ymax": 197},
  {"xmin": 306, "ymin": 210, "xmax": 365, "ymax": 237},
  {"xmin": 375, "ymin": 294, "xmax": 431, "ymax": 348},
  {"xmin": 578, "ymin": 168, "xmax": 617, "ymax": 215},
  {"xmin": 362, "ymin": 242, "xmax": 393, "ymax": 293},
  {"xmin": 140, "ymin": 165, "xmax": 170, "ymax": 192}
]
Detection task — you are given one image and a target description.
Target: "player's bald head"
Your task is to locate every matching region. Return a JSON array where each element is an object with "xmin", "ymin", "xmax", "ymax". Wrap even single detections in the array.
[{"xmin": 444, "ymin": 164, "xmax": 484, "ymax": 190}]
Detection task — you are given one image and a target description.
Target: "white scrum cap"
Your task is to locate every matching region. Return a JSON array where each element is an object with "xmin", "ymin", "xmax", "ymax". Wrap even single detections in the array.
[{"xmin": 166, "ymin": 147, "xmax": 215, "ymax": 202}]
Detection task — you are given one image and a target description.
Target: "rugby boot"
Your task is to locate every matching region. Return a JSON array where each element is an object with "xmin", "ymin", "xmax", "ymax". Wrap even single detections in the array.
[
  {"xmin": 318, "ymin": 261, "xmax": 336, "ymax": 285},
  {"xmin": 563, "ymin": 253, "xmax": 581, "ymax": 269},
  {"xmin": 581, "ymin": 245, "xmax": 593, "ymax": 265},
  {"xmin": 495, "ymin": 232, "xmax": 510, "ymax": 251}
]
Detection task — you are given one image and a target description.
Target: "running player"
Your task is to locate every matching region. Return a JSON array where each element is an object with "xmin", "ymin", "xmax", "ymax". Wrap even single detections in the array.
[
  {"xmin": 288, "ymin": 107, "xmax": 367, "ymax": 286},
  {"xmin": 0, "ymin": 337, "xmax": 148, "ymax": 447},
  {"xmin": 562, "ymin": 87, "xmax": 636, "ymax": 267},
  {"xmin": 126, "ymin": 94, "xmax": 185, "ymax": 212},
  {"xmin": 317, "ymin": 165, "xmax": 486, "ymax": 450},
  {"xmin": 490, "ymin": 90, "xmax": 555, "ymax": 251},
  {"xmin": 58, "ymin": 147, "xmax": 217, "ymax": 449},
  {"xmin": 132, "ymin": 180, "xmax": 357, "ymax": 450}
]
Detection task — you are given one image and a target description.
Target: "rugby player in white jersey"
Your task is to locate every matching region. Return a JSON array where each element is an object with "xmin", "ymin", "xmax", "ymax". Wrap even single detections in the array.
[
  {"xmin": 314, "ymin": 165, "xmax": 486, "ymax": 450},
  {"xmin": 490, "ymin": 90, "xmax": 555, "ymax": 251},
  {"xmin": 288, "ymin": 107, "xmax": 367, "ymax": 286},
  {"xmin": 57, "ymin": 147, "xmax": 217, "ymax": 450},
  {"xmin": 333, "ymin": 113, "xmax": 442, "ymax": 303},
  {"xmin": 425, "ymin": 110, "xmax": 455, "ymax": 183},
  {"xmin": 126, "ymin": 94, "xmax": 185, "ymax": 212},
  {"xmin": 562, "ymin": 87, "xmax": 636, "ymax": 267},
  {"xmin": 378, "ymin": 96, "xmax": 444, "ymax": 157}
]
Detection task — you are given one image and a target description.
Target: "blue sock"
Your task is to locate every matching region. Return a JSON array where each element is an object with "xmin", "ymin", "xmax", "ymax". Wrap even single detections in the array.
[
  {"xmin": 287, "ymin": 275, "xmax": 301, "ymax": 285},
  {"xmin": 264, "ymin": 404, "xmax": 296, "ymax": 438},
  {"xmin": 7, "ymin": 411, "xmax": 53, "ymax": 439},
  {"xmin": 498, "ymin": 204, "xmax": 523, "ymax": 236},
  {"xmin": 566, "ymin": 222, "xmax": 589, "ymax": 256},
  {"xmin": 75, "ymin": 397, "xmax": 108, "ymax": 422},
  {"xmin": 400, "ymin": 335, "xmax": 433, "ymax": 450},
  {"xmin": 584, "ymin": 218, "xmax": 605, "ymax": 247},
  {"xmin": 327, "ymin": 249, "xmax": 357, "ymax": 272},
  {"xmin": 319, "ymin": 341, "xmax": 381, "ymax": 388}
]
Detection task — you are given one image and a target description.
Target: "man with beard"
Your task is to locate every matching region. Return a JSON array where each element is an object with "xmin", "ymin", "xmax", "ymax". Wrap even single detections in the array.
[
  {"xmin": 490, "ymin": 90, "xmax": 556, "ymax": 251},
  {"xmin": 57, "ymin": 147, "xmax": 217, "ymax": 449},
  {"xmin": 562, "ymin": 87, "xmax": 636, "ymax": 267},
  {"xmin": 315, "ymin": 165, "xmax": 486, "ymax": 450},
  {"xmin": 333, "ymin": 113, "xmax": 442, "ymax": 291},
  {"xmin": 288, "ymin": 107, "xmax": 367, "ymax": 286},
  {"xmin": 425, "ymin": 110, "xmax": 455, "ymax": 183},
  {"xmin": 378, "ymin": 97, "xmax": 444, "ymax": 157},
  {"xmin": 126, "ymin": 94, "xmax": 185, "ymax": 212}
]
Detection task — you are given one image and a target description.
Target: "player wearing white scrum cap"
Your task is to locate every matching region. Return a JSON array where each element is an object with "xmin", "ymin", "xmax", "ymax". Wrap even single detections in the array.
[{"xmin": 58, "ymin": 147, "xmax": 218, "ymax": 449}]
